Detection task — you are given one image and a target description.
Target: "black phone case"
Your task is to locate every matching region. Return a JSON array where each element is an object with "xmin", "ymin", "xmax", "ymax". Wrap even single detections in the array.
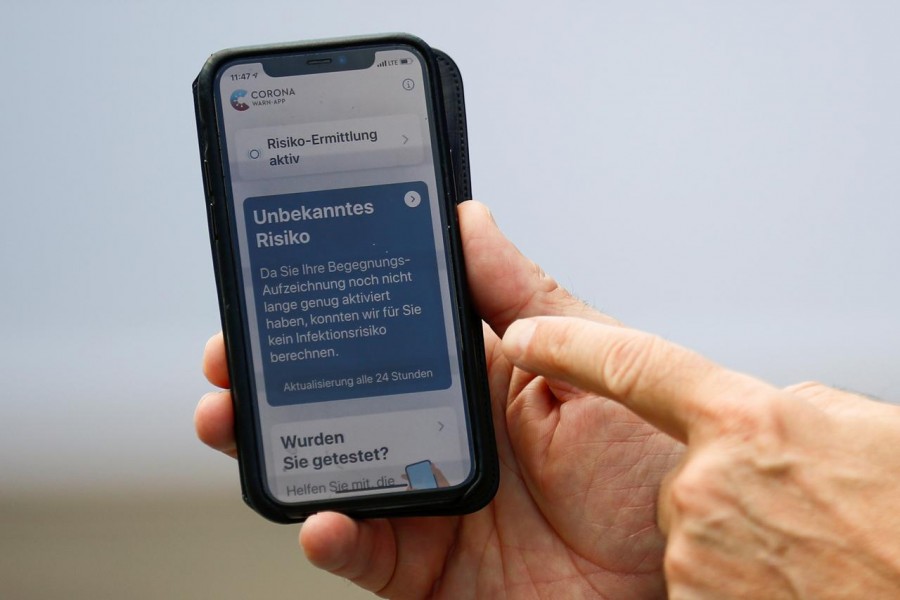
[{"xmin": 193, "ymin": 34, "xmax": 498, "ymax": 523}]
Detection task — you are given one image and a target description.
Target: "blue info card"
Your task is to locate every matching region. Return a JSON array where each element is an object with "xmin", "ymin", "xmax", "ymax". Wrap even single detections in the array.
[{"xmin": 243, "ymin": 181, "xmax": 452, "ymax": 405}]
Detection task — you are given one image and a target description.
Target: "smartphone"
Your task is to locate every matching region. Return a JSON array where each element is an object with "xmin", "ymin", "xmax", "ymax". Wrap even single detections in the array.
[{"xmin": 193, "ymin": 34, "xmax": 497, "ymax": 522}]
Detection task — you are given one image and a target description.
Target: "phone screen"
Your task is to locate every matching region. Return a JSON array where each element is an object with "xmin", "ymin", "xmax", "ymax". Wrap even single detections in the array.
[{"xmin": 211, "ymin": 43, "xmax": 474, "ymax": 505}]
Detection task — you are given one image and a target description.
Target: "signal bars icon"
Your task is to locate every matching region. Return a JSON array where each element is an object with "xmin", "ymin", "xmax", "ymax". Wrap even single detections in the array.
[{"xmin": 376, "ymin": 58, "xmax": 413, "ymax": 67}]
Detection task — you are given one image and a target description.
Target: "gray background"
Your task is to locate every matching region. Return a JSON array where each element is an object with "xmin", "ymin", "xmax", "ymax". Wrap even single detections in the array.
[{"xmin": 1, "ymin": 1, "xmax": 897, "ymax": 597}]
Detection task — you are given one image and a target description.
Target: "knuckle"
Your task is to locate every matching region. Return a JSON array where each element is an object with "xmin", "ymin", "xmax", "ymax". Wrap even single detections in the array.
[
  {"xmin": 716, "ymin": 404, "xmax": 769, "ymax": 439},
  {"xmin": 783, "ymin": 380, "xmax": 831, "ymax": 399},
  {"xmin": 517, "ymin": 262, "xmax": 565, "ymax": 316},
  {"xmin": 663, "ymin": 533, "xmax": 702, "ymax": 589},
  {"xmin": 754, "ymin": 401, "xmax": 791, "ymax": 445},
  {"xmin": 784, "ymin": 378, "xmax": 867, "ymax": 405},
  {"xmin": 711, "ymin": 387, "xmax": 788, "ymax": 443},
  {"xmin": 666, "ymin": 457, "xmax": 720, "ymax": 516},
  {"xmin": 601, "ymin": 332, "xmax": 667, "ymax": 399},
  {"xmin": 537, "ymin": 322, "xmax": 575, "ymax": 370}
]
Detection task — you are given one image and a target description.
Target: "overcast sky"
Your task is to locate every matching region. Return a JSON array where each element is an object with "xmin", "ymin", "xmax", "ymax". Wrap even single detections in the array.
[{"xmin": 1, "ymin": 1, "xmax": 897, "ymax": 491}]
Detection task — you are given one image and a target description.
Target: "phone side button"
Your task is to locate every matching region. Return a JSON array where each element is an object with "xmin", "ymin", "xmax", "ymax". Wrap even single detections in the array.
[{"xmin": 207, "ymin": 203, "xmax": 219, "ymax": 240}]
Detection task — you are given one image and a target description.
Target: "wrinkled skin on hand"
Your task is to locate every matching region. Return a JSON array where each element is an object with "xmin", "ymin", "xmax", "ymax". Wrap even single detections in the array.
[
  {"xmin": 502, "ymin": 316, "xmax": 900, "ymax": 599},
  {"xmin": 196, "ymin": 201, "xmax": 682, "ymax": 599}
]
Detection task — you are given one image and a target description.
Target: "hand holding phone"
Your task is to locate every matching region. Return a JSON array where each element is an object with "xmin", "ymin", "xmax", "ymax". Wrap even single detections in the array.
[{"xmin": 193, "ymin": 35, "xmax": 497, "ymax": 522}]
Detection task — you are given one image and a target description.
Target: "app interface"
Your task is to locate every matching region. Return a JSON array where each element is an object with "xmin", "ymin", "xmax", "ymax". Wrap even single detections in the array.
[{"xmin": 215, "ymin": 46, "xmax": 473, "ymax": 503}]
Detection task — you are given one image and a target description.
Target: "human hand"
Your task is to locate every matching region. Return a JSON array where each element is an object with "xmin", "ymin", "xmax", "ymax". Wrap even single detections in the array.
[
  {"xmin": 502, "ymin": 316, "xmax": 900, "ymax": 598},
  {"xmin": 196, "ymin": 201, "xmax": 683, "ymax": 599}
]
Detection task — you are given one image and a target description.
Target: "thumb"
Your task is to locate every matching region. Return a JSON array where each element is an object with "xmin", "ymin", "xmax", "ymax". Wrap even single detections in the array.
[{"xmin": 300, "ymin": 513, "xmax": 397, "ymax": 594}]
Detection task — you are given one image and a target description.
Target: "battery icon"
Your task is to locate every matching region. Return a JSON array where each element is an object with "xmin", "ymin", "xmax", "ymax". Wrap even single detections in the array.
[{"xmin": 399, "ymin": 58, "xmax": 412, "ymax": 65}]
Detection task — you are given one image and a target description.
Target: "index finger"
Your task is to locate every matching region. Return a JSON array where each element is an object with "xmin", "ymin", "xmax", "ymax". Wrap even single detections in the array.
[{"xmin": 501, "ymin": 316, "xmax": 778, "ymax": 442}]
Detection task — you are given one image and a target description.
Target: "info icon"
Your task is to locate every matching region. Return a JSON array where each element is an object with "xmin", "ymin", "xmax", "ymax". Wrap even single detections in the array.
[{"xmin": 404, "ymin": 190, "xmax": 421, "ymax": 208}]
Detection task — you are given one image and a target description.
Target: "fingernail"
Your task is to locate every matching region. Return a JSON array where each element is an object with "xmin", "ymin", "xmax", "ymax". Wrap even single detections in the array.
[{"xmin": 503, "ymin": 319, "xmax": 537, "ymax": 362}]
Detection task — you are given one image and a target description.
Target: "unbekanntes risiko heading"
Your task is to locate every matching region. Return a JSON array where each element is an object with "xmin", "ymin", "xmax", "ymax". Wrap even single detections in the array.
[{"xmin": 252, "ymin": 201, "xmax": 374, "ymax": 248}]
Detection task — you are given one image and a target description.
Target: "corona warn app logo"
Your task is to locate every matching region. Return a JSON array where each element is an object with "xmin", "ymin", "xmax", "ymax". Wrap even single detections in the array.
[{"xmin": 230, "ymin": 89, "xmax": 250, "ymax": 111}]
